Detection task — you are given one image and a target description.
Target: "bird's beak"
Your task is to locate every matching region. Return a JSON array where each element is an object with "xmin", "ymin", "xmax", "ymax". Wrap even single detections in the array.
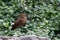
[{"xmin": 27, "ymin": 15, "xmax": 30, "ymax": 20}]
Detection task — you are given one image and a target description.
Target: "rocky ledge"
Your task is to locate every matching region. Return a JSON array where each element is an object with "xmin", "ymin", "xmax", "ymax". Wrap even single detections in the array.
[{"xmin": 0, "ymin": 35, "xmax": 50, "ymax": 40}]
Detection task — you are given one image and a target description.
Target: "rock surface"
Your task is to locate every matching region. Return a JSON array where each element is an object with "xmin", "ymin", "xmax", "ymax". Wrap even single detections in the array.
[{"xmin": 0, "ymin": 35, "xmax": 50, "ymax": 40}]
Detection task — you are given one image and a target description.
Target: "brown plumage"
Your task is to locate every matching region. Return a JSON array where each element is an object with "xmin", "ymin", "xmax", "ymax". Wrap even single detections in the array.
[{"xmin": 11, "ymin": 12, "xmax": 28, "ymax": 30}]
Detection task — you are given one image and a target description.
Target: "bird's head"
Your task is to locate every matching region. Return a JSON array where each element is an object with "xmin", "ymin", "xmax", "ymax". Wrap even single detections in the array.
[{"xmin": 19, "ymin": 12, "xmax": 30, "ymax": 20}]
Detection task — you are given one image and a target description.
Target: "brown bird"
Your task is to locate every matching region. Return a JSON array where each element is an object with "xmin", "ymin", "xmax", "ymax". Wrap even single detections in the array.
[{"xmin": 11, "ymin": 12, "xmax": 28, "ymax": 30}]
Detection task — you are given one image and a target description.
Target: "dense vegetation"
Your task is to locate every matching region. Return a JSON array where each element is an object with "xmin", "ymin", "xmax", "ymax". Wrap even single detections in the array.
[{"xmin": 0, "ymin": 0, "xmax": 60, "ymax": 40}]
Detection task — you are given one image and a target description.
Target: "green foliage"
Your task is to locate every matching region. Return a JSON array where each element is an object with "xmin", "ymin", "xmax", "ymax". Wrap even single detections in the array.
[{"xmin": 0, "ymin": 0, "xmax": 60, "ymax": 40}]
